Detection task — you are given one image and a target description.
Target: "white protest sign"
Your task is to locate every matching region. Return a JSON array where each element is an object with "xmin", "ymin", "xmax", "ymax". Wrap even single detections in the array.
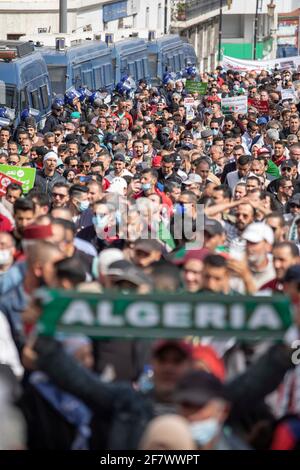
[
  {"xmin": 221, "ymin": 95, "xmax": 248, "ymax": 115},
  {"xmin": 281, "ymin": 88, "xmax": 296, "ymax": 102},
  {"xmin": 184, "ymin": 97, "xmax": 195, "ymax": 122}
]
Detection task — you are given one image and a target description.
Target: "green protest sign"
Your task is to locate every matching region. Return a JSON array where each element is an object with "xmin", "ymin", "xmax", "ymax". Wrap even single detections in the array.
[
  {"xmin": 0, "ymin": 164, "xmax": 36, "ymax": 194},
  {"xmin": 37, "ymin": 289, "xmax": 292, "ymax": 340},
  {"xmin": 185, "ymin": 80, "xmax": 208, "ymax": 95}
]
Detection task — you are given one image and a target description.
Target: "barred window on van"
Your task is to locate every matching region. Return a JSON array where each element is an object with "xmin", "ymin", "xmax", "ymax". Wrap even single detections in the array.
[{"xmin": 40, "ymin": 85, "xmax": 49, "ymax": 109}]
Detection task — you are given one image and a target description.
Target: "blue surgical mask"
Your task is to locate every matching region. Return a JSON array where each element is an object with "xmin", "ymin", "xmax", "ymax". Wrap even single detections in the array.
[
  {"xmin": 174, "ymin": 203, "xmax": 186, "ymax": 215},
  {"xmin": 142, "ymin": 183, "xmax": 152, "ymax": 192},
  {"xmin": 79, "ymin": 200, "xmax": 90, "ymax": 212},
  {"xmin": 189, "ymin": 418, "xmax": 221, "ymax": 447},
  {"xmin": 92, "ymin": 214, "xmax": 109, "ymax": 229},
  {"xmin": 212, "ymin": 129, "xmax": 218, "ymax": 136}
]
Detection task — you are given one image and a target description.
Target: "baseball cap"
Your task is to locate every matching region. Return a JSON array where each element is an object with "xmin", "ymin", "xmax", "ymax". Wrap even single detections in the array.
[
  {"xmin": 152, "ymin": 155, "xmax": 162, "ymax": 168},
  {"xmin": 152, "ymin": 340, "xmax": 193, "ymax": 359},
  {"xmin": 134, "ymin": 239, "xmax": 163, "ymax": 254},
  {"xmin": 289, "ymin": 194, "xmax": 300, "ymax": 205},
  {"xmin": 242, "ymin": 222, "xmax": 274, "ymax": 245},
  {"xmin": 183, "ymin": 174, "xmax": 202, "ymax": 185},
  {"xmin": 257, "ymin": 147, "xmax": 271, "ymax": 156},
  {"xmin": 174, "ymin": 370, "xmax": 229, "ymax": 406},
  {"xmin": 97, "ymin": 248, "xmax": 125, "ymax": 276},
  {"xmin": 201, "ymin": 129, "xmax": 213, "ymax": 139},
  {"xmin": 257, "ymin": 117, "xmax": 268, "ymax": 125},
  {"xmin": 113, "ymin": 153, "xmax": 125, "ymax": 162},
  {"xmin": 204, "ymin": 218, "xmax": 224, "ymax": 236},
  {"xmin": 106, "ymin": 259, "xmax": 152, "ymax": 287},
  {"xmin": 181, "ymin": 143, "xmax": 194, "ymax": 150},
  {"xmin": 183, "ymin": 248, "xmax": 210, "ymax": 264},
  {"xmin": 183, "ymin": 132, "xmax": 193, "ymax": 140}
]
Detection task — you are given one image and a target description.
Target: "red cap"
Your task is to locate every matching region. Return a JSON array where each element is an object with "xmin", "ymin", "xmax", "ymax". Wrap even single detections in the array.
[
  {"xmin": 257, "ymin": 147, "xmax": 270, "ymax": 156},
  {"xmin": 192, "ymin": 345, "xmax": 226, "ymax": 382},
  {"xmin": 152, "ymin": 340, "xmax": 193, "ymax": 358},
  {"xmin": 152, "ymin": 155, "xmax": 162, "ymax": 168},
  {"xmin": 183, "ymin": 248, "xmax": 210, "ymax": 264},
  {"xmin": 23, "ymin": 224, "xmax": 53, "ymax": 240}
]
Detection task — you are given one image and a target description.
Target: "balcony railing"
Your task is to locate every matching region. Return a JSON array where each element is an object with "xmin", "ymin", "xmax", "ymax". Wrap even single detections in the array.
[{"xmin": 174, "ymin": 0, "xmax": 227, "ymax": 22}]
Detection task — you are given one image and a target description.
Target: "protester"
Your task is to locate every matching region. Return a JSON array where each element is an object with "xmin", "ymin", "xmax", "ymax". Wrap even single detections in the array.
[{"xmin": 0, "ymin": 57, "xmax": 300, "ymax": 451}]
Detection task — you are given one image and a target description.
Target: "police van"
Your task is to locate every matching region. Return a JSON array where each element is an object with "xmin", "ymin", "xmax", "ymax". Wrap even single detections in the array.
[
  {"xmin": 111, "ymin": 38, "xmax": 150, "ymax": 85},
  {"xmin": 0, "ymin": 41, "xmax": 52, "ymax": 128},
  {"xmin": 147, "ymin": 35, "xmax": 197, "ymax": 84},
  {"xmin": 40, "ymin": 38, "xmax": 114, "ymax": 95}
]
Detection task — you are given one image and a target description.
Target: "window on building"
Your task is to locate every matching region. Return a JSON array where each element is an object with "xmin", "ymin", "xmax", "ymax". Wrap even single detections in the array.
[
  {"xmin": 145, "ymin": 7, "xmax": 150, "ymax": 29},
  {"xmin": 158, "ymin": 4, "xmax": 162, "ymax": 30},
  {"xmin": 7, "ymin": 34, "xmax": 24, "ymax": 40},
  {"xmin": 223, "ymin": 14, "xmax": 243, "ymax": 39},
  {"xmin": 132, "ymin": 14, "xmax": 137, "ymax": 29}
]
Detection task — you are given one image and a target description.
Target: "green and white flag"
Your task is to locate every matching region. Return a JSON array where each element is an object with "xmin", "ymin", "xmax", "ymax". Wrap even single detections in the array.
[{"xmin": 37, "ymin": 289, "xmax": 293, "ymax": 340}]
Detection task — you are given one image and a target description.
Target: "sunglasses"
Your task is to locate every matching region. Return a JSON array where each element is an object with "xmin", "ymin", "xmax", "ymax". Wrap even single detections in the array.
[
  {"xmin": 282, "ymin": 167, "xmax": 292, "ymax": 172},
  {"xmin": 52, "ymin": 192, "xmax": 67, "ymax": 199},
  {"xmin": 290, "ymin": 203, "xmax": 300, "ymax": 208}
]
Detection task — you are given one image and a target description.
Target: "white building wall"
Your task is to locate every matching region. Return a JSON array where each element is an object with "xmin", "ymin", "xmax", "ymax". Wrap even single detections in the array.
[{"xmin": 0, "ymin": 0, "xmax": 165, "ymax": 41}]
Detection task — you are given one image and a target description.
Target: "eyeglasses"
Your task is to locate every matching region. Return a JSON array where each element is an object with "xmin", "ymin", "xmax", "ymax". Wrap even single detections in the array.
[
  {"xmin": 281, "ymin": 167, "xmax": 292, "ymax": 172},
  {"xmin": 282, "ymin": 185, "xmax": 293, "ymax": 189},
  {"xmin": 70, "ymin": 164, "xmax": 78, "ymax": 168},
  {"xmin": 52, "ymin": 192, "xmax": 67, "ymax": 199}
]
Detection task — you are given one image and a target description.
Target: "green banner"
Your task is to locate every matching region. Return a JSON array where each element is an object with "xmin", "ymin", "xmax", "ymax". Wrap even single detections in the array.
[
  {"xmin": 36, "ymin": 289, "xmax": 293, "ymax": 340},
  {"xmin": 0, "ymin": 164, "xmax": 36, "ymax": 194},
  {"xmin": 185, "ymin": 80, "xmax": 208, "ymax": 95}
]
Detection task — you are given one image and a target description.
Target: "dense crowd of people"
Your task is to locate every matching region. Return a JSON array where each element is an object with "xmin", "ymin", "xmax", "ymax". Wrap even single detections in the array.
[{"xmin": 0, "ymin": 64, "xmax": 300, "ymax": 450}]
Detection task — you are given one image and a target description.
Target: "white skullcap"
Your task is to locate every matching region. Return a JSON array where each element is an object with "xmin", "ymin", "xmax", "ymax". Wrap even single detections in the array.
[{"xmin": 43, "ymin": 151, "xmax": 58, "ymax": 162}]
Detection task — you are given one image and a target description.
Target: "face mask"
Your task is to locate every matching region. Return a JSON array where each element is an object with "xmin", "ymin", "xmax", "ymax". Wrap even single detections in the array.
[
  {"xmin": 205, "ymin": 141, "xmax": 212, "ymax": 149},
  {"xmin": 78, "ymin": 200, "xmax": 90, "ymax": 212},
  {"xmin": 212, "ymin": 129, "xmax": 218, "ymax": 136},
  {"xmin": 142, "ymin": 183, "xmax": 152, "ymax": 192},
  {"xmin": 92, "ymin": 214, "xmax": 109, "ymax": 229},
  {"xmin": 0, "ymin": 249, "xmax": 12, "ymax": 266},
  {"xmin": 144, "ymin": 145, "xmax": 149, "ymax": 153},
  {"xmin": 189, "ymin": 418, "xmax": 221, "ymax": 447},
  {"xmin": 174, "ymin": 203, "xmax": 186, "ymax": 215}
]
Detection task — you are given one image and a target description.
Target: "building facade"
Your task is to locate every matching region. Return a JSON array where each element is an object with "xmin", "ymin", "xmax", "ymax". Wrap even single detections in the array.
[
  {"xmin": 169, "ymin": 0, "xmax": 229, "ymax": 72},
  {"xmin": 222, "ymin": 0, "xmax": 299, "ymax": 61},
  {"xmin": 0, "ymin": 0, "xmax": 166, "ymax": 42}
]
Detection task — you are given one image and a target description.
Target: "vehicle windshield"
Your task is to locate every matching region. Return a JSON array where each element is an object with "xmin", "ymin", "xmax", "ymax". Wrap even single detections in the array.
[{"xmin": 0, "ymin": 83, "xmax": 17, "ymax": 109}]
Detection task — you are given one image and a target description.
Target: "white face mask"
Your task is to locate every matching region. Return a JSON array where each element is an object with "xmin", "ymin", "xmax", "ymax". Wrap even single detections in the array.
[
  {"xmin": 189, "ymin": 418, "xmax": 221, "ymax": 447},
  {"xmin": 0, "ymin": 249, "xmax": 13, "ymax": 266}
]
